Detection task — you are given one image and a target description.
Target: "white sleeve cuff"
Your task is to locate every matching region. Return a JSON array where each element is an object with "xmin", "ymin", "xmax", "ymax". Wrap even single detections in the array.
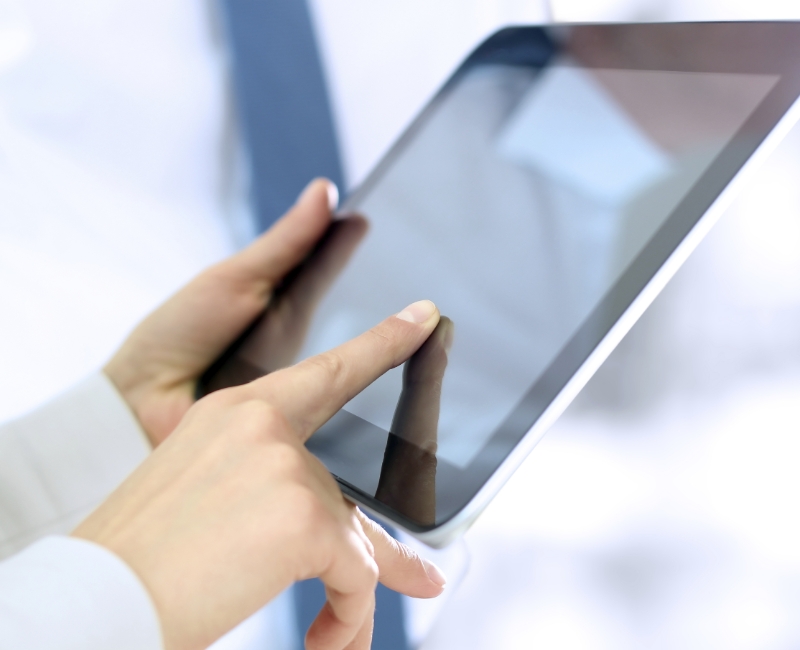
[
  {"xmin": 0, "ymin": 372, "xmax": 152, "ymax": 557},
  {"xmin": 0, "ymin": 535, "xmax": 163, "ymax": 650}
]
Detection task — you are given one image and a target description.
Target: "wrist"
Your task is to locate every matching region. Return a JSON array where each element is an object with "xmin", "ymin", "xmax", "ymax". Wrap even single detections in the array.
[{"xmin": 103, "ymin": 358, "xmax": 188, "ymax": 448}]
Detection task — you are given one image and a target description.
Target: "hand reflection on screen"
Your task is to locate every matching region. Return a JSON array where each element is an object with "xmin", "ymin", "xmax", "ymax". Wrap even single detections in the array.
[{"xmin": 375, "ymin": 317, "xmax": 454, "ymax": 526}]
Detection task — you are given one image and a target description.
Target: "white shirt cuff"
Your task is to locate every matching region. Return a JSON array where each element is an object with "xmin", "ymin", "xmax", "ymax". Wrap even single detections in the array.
[
  {"xmin": 0, "ymin": 535, "xmax": 162, "ymax": 649},
  {"xmin": 0, "ymin": 372, "xmax": 152, "ymax": 556}
]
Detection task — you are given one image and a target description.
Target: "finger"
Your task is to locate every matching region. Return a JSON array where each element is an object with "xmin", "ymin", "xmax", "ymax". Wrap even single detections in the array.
[
  {"xmin": 308, "ymin": 590, "xmax": 374, "ymax": 650},
  {"xmin": 343, "ymin": 613, "xmax": 374, "ymax": 650},
  {"xmin": 231, "ymin": 178, "xmax": 338, "ymax": 292},
  {"xmin": 356, "ymin": 509, "xmax": 446, "ymax": 599},
  {"xmin": 253, "ymin": 300, "xmax": 440, "ymax": 440},
  {"xmin": 305, "ymin": 530, "xmax": 378, "ymax": 650}
]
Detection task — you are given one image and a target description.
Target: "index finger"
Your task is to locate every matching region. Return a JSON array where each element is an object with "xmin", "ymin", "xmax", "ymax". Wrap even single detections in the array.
[{"xmin": 254, "ymin": 300, "xmax": 440, "ymax": 440}]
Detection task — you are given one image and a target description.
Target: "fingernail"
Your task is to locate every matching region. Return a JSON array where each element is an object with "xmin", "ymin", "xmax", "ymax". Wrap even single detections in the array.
[
  {"xmin": 326, "ymin": 181, "xmax": 339, "ymax": 212},
  {"xmin": 396, "ymin": 300, "xmax": 436, "ymax": 324},
  {"xmin": 422, "ymin": 559, "xmax": 447, "ymax": 588},
  {"xmin": 297, "ymin": 179, "xmax": 338, "ymax": 211}
]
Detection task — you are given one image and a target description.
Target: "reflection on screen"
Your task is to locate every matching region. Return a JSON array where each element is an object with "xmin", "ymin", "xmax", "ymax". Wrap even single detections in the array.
[{"xmin": 262, "ymin": 64, "xmax": 777, "ymax": 468}]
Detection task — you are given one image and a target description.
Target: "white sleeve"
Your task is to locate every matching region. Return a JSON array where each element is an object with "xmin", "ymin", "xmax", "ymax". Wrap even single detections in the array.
[
  {"xmin": 0, "ymin": 372, "xmax": 152, "ymax": 559},
  {"xmin": 0, "ymin": 535, "xmax": 162, "ymax": 649}
]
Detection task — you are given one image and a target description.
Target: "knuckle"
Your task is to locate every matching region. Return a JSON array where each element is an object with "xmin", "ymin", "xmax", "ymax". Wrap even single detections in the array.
[
  {"xmin": 362, "ymin": 554, "xmax": 379, "ymax": 586},
  {"xmin": 269, "ymin": 441, "xmax": 307, "ymax": 478},
  {"xmin": 366, "ymin": 326, "xmax": 393, "ymax": 350},
  {"xmin": 347, "ymin": 525, "xmax": 379, "ymax": 585},
  {"xmin": 196, "ymin": 387, "xmax": 238, "ymax": 411},
  {"xmin": 230, "ymin": 400, "xmax": 287, "ymax": 443},
  {"xmin": 351, "ymin": 511, "xmax": 377, "ymax": 560},
  {"xmin": 363, "ymin": 536, "xmax": 377, "ymax": 562},
  {"xmin": 396, "ymin": 540, "xmax": 419, "ymax": 565},
  {"xmin": 208, "ymin": 256, "xmax": 270, "ymax": 296},
  {"xmin": 238, "ymin": 398, "xmax": 276, "ymax": 423},
  {"xmin": 307, "ymin": 351, "xmax": 347, "ymax": 384}
]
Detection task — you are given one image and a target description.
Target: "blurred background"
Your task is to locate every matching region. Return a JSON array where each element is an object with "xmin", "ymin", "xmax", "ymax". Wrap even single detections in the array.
[{"xmin": 2, "ymin": 0, "xmax": 800, "ymax": 648}]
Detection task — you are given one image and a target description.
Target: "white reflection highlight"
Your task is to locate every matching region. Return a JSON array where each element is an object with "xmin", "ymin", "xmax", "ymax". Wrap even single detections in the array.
[{"xmin": 497, "ymin": 65, "xmax": 672, "ymax": 206}]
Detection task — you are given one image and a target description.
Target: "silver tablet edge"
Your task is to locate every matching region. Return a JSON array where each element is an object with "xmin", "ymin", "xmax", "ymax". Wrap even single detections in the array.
[{"xmin": 350, "ymin": 92, "xmax": 800, "ymax": 550}]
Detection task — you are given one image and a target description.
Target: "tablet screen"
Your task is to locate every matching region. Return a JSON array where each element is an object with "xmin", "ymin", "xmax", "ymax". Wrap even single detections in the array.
[
  {"xmin": 202, "ymin": 24, "xmax": 800, "ymax": 530},
  {"xmin": 291, "ymin": 63, "xmax": 776, "ymax": 468}
]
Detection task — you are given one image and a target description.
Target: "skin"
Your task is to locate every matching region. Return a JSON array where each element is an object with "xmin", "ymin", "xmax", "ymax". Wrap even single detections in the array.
[
  {"xmin": 77, "ymin": 180, "xmax": 446, "ymax": 650},
  {"xmin": 103, "ymin": 179, "xmax": 350, "ymax": 448}
]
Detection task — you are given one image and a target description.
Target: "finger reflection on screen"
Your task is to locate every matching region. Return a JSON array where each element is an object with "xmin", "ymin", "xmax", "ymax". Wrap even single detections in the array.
[{"xmin": 375, "ymin": 317, "xmax": 454, "ymax": 525}]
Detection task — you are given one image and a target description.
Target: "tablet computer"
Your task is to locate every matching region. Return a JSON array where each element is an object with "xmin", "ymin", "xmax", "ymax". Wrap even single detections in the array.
[{"xmin": 199, "ymin": 22, "xmax": 800, "ymax": 547}]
